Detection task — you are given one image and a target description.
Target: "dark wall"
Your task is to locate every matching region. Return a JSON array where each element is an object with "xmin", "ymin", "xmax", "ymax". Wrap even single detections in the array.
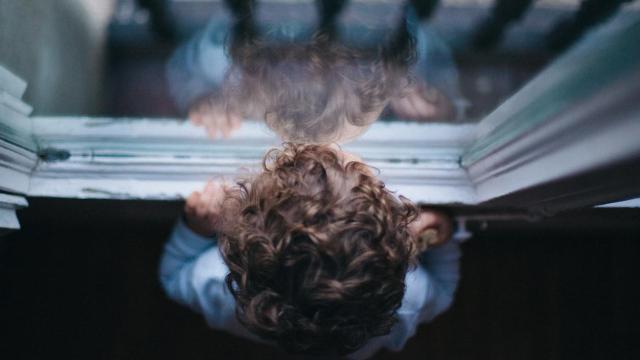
[{"xmin": 1, "ymin": 199, "xmax": 639, "ymax": 359}]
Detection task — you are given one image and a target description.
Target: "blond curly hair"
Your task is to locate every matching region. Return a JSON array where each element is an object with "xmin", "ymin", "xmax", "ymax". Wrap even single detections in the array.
[{"xmin": 219, "ymin": 143, "xmax": 420, "ymax": 355}]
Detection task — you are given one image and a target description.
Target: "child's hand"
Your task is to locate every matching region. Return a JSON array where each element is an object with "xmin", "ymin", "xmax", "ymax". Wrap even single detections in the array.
[
  {"xmin": 184, "ymin": 180, "xmax": 229, "ymax": 237},
  {"xmin": 409, "ymin": 209, "xmax": 453, "ymax": 252},
  {"xmin": 189, "ymin": 97, "xmax": 242, "ymax": 139},
  {"xmin": 390, "ymin": 82, "xmax": 454, "ymax": 121}
]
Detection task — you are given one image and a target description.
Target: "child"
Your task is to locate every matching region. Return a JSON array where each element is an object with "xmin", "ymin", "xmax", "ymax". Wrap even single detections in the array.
[
  {"xmin": 160, "ymin": 143, "xmax": 461, "ymax": 358},
  {"xmin": 167, "ymin": 1, "xmax": 465, "ymax": 142}
]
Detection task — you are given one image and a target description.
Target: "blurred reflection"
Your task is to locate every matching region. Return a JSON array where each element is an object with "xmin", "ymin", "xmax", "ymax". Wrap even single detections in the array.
[{"xmin": 166, "ymin": 0, "xmax": 464, "ymax": 143}]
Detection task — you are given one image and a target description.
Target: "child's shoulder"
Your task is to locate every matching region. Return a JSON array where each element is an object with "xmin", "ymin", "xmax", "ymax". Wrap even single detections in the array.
[
  {"xmin": 191, "ymin": 246, "xmax": 229, "ymax": 286},
  {"xmin": 397, "ymin": 265, "xmax": 431, "ymax": 315}
]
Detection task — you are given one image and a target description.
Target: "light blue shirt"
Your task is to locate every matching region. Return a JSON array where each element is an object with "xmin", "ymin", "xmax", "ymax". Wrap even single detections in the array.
[{"xmin": 159, "ymin": 219, "xmax": 461, "ymax": 358}]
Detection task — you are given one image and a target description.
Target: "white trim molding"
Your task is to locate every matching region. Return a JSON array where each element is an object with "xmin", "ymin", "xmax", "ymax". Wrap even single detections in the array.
[
  {"xmin": 0, "ymin": 193, "xmax": 28, "ymax": 232},
  {"xmin": 0, "ymin": 64, "xmax": 36, "ymax": 232},
  {"xmin": 29, "ymin": 117, "xmax": 478, "ymax": 204},
  {"xmin": 0, "ymin": 65, "xmax": 37, "ymax": 195},
  {"xmin": 598, "ymin": 198, "xmax": 640, "ymax": 208},
  {"xmin": 461, "ymin": 15, "xmax": 640, "ymax": 213}
]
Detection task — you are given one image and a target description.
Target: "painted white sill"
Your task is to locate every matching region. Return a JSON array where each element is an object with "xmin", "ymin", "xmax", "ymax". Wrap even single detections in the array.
[{"xmin": 29, "ymin": 117, "xmax": 478, "ymax": 205}]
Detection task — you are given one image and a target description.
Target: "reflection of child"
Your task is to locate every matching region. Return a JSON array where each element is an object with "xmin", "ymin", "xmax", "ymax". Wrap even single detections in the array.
[
  {"xmin": 160, "ymin": 144, "xmax": 461, "ymax": 357},
  {"xmin": 166, "ymin": 4, "xmax": 464, "ymax": 142}
]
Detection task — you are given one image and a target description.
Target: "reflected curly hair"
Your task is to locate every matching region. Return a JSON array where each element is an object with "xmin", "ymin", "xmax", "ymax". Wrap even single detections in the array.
[
  {"xmin": 219, "ymin": 143, "xmax": 419, "ymax": 355},
  {"xmin": 214, "ymin": 7, "xmax": 417, "ymax": 143},
  {"xmin": 221, "ymin": 31, "xmax": 415, "ymax": 143}
]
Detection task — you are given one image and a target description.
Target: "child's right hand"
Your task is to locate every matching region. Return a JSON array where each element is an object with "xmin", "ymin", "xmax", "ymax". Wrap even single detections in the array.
[
  {"xmin": 389, "ymin": 81, "xmax": 454, "ymax": 121},
  {"xmin": 184, "ymin": 180, "xmax": 229, "ymax": 237}
]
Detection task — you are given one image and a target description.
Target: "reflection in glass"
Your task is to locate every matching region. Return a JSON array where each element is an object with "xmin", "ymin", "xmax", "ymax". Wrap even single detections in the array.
[{"xmin": 166, "ymin": 0, "xmax": 464, "ymax": 143}]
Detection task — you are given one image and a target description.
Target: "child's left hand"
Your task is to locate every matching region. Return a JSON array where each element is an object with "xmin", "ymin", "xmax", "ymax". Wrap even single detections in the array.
[{"xmin": 184, "ymin": 180, "xmax": 229, "ymax": 237}]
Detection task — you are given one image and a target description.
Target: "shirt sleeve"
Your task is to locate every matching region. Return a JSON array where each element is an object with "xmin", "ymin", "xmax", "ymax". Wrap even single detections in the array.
[
  {"xmin": 348, "ymin": 241, "xmax": 461, "ymax": 359},
  {"xmin": 417, "ymin": 240, "xmax": 462, "ymax": 323},
  {"xmin": 166, "ymin": 20, "xmax": 231, "ymax": 112},
  {"xmin": 158, "ymin": 218, "xmax": 238, "ymax": 330}
]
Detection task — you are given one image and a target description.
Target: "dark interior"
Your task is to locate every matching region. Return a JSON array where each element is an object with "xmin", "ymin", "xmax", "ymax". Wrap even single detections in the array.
[{"xmin": 2, "ymin": 200, "xmax": 639, "ymax": 359}]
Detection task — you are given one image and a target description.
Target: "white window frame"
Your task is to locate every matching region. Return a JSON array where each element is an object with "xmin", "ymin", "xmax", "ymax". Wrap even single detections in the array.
[{"xmin": 2, "ymin": 15, "xmax": 639, "ymax": 231}]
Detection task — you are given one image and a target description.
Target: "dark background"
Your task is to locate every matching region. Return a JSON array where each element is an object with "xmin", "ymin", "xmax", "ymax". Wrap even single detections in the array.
[{"xmin": 1, "ymin": 199, "xmax": 639, "ymax": 359}]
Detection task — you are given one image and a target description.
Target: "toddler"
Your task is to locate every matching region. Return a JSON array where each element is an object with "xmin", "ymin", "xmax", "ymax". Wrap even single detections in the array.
[{"xmin": 160, "ymin": 143, "xmax": 461, "ymax": 358}]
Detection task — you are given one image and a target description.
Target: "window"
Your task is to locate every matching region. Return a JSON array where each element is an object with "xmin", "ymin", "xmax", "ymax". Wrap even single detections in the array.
[{"xmin": 2, "ymin": 1, "xmax": 639, "ymax": 231}]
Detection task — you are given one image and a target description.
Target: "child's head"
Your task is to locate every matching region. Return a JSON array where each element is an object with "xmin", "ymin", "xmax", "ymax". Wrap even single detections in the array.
[
  {"xmin": 217, "ymin": 26, "xmax": 417, "ymax": 143},
  {"xmin": 219, "ymin": 143, "xmax": 420, "ymax": 355}
]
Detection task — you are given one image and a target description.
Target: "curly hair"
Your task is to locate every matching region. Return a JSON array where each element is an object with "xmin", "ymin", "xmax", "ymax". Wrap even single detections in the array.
[
  {"xmin": 216, "ymin": 22, "xmax": 417, "ymax": 143},
  {"xmin": 219, "ymin": 144, "xmax": 420, "ymax": 355}
]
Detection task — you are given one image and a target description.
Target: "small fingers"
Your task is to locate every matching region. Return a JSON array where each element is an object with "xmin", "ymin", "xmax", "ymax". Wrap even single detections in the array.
[
  {"xmin": 203, "ymin": 182, "xmax": 220, "ymax": 210},
  {"xmin": 191, "ymin": 186, "xmax": 211, "ymax": 218},
  {"xmin": 189, "ymin": 110, "xmax": 203, "ymax": 125},
  {"xmin": 221, "ymin": 111, "xmax": 243, "ymax": 138},
  {"xmin": 221, "ymin": 118, "xmax": 231, "ymax": 139},
  {"xmin": 408, "ymin": 92, "xmax": 438, "ymax": 119},
  {"xmin": 392, "ymin": 96, "xmax": 420, "ymax": 119},
  {"xmin": 230, "ymin": 113, "xmax": 242, "ymax": 130},
  {"xmin": 185, "ymin": 191, "xmax": 201, "ymax": 215},
  {"xmin": 409, "ymin": 210, "xmax": 454, "ymax": 247},
  {"xmin": 201, "ymin": 180, "xmax": 228, "ymax": 214},
  {"xmin": 203, "ymin": 112, "xmax": 219, "ymax": 139},
  {"xmin": 189, "ymin": 100, "xmax": 213, "ymax": 125},
  {"xmin": 408, "ymin": 212, "xmax": 437, "ymax": 236},
  {"xmin": 203, "ymin": 180, "xmax": 217, "ymax": 194},
  {"xmin": 418, "ymin": 210, "xmax": 453, "ymax": 245}
]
